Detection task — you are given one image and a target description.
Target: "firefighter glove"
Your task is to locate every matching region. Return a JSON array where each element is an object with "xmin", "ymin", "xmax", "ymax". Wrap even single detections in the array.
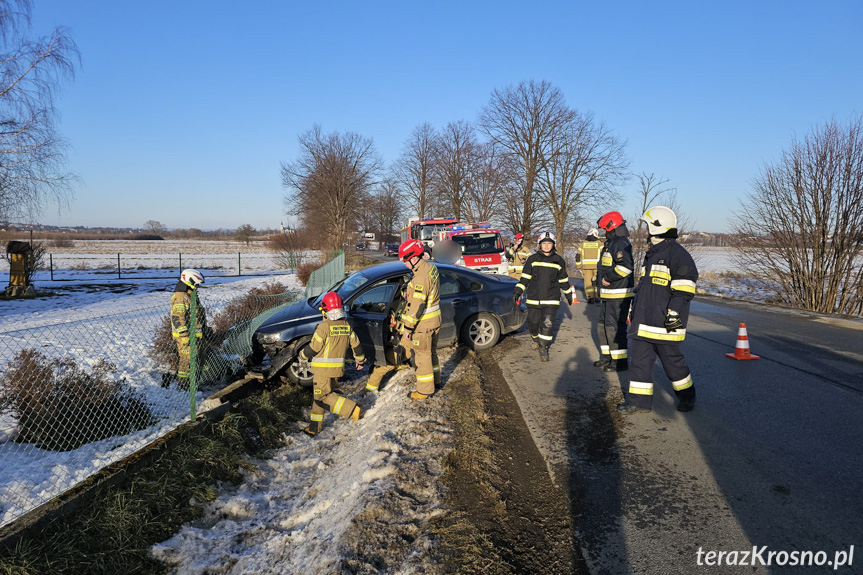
[
  {"xmin": 513, "ymin": 289, "xmax": 521, "ymax": 305},
  {"xmin": 664, "ymin": 310, "xmax": 683, "ymax": 332}
]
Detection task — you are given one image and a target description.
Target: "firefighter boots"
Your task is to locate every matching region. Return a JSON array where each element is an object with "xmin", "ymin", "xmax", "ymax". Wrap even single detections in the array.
[
  {"xmin": 677, "ymin": 399, "xmax": 695, "ymax": 412},
  {"xmin": 539, "ymin": 345, "xmax": 549, "ymax": 362},
  {"xmin": 408, "ymin": 391, "xmax": 430, "ymax": 400},
  {"xmin": 303, "ymin": 421, "xmax": 322, "ymax": 437},
  {"xmin": 593, "ymin": 357, "xmax": 611, "ymax": 368},
  {"xmin": 351, "ymin": 406, "xmax": 363, "ymax": 421},
  {"xmin": 603, "ymin": 358, "xmax": 628, "ymax": 372},
  {"xmin": 616, "ymin": 402, "xmax": 650, "ymax": 414}
]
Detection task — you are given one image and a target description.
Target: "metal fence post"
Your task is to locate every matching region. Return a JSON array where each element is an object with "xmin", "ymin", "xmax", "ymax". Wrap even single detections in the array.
[
  {"xmin": 50, "ymin": 254, "xmax": 54, "ymax": 281},
  {"xmin": 179, "ymin": 253, "xmax": 182, "ymax": 271},
  {"xmin": 117, "ymin": 253, "xmax": 121, "ymax": 279},
  {"xmin": 190, "ymin": 290, "xmax": 198, "ymax": 419},
  {"xmin": 238, "ymin": 252, "xmax": 241, "ymax": 276}
]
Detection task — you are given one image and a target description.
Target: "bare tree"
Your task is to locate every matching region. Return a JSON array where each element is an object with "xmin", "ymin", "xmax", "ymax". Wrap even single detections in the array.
[
  {"xmin": 733, "ymin": 116, "xmax": 863, "ymax": 316},
  {"xmin": 235, "ymin": 223, "xmax": 256, "ymax": 245},
  {"xmin": 537, "ymin": 111, "xmax": 629, "ymax": 251},
  {"xmin": 281, "ymin": 125, "xmax": 380, "ymax": 252},
  {"xmin": 0, "ymin": 0, "xmax": 79, "ymax": 222},
  {"xmin": 629, "ymin": 173, "xmax": 692, "ymax": 267},
  {"xmin": 463, "ymin": 141, "xmax": 513, "ymax": 223},
  {"xmin": 144, "ymin": 219, "xmax": 166, "ymax": 235},
  {"xmin": 478, "ymin": 80, "xmax": 575, "ymax": 237},
  {"xmin": 393, "ymin": 122, "xmax": 439, "ymax": 221},
  {"xmin": 433, "ymin": 120, "xmax": 475, "ymax": 221},
  {"xmin": 372, "ymin": 178, "xmax": 402, "ymax": 243}
]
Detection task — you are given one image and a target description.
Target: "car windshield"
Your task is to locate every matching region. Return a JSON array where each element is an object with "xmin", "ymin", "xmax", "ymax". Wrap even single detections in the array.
[
  {"xmin": 311, "ymin": 271, "xmax": 372, "ymax": 307},
  {"xmin": 451, "ymin": 233, "xmax": 503, "ymax": 255}
]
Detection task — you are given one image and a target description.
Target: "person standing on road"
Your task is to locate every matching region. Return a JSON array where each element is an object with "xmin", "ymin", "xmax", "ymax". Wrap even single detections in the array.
[
  {"xmin": 170, "ymin": 269, "xmax": 209, "ymax": 390},
  {"xmin": 575, "ymin": 228, "xmax": 602, "ymax": 303},
  {"xmin": 594, "ymin": 212, "xmax": 634, "ymax": 372},
  {"xmin": 513, "ymin": 231, "xmax": 578, "ymax": 362},
  {"xmin": 399, "ymin": 238, "xmax": 442, "ymax": 399},
  {"xmin": 298, "ymin": 291, "xmax": 365, "ymax": 436},
  {"xmin": 619, "ymin": 206, "xmax": 698, "ymax": 414},
  {"xmin": 505, "ymin": 233, "xmax": 532, "ymax": 279}
]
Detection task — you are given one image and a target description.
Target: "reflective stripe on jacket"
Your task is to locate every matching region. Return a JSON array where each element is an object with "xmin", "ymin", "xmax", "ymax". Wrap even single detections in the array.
[
  {"xmin": 301, "ymin": 318, "xmax": 365, "ymax": 377},
  {"xmin": 400, "ymin": 258, "xmax": 441, "ymax": 332},
  {"xmin": 576, "ymin": 241, "xmax": 601, "ymax": 270},
  {"xmin": 170, "ymin": 285, "xmax": 207, "ymax": 339},
  {"xmin": 598, "ymin": 233, "xmax": 634, "ymax": 299},
  {"xmin": 506, "ymin": 244, "xmax": 532, "ymax": 278},
  {"xmin": 515, "ymin": 250, "xmax": 573, "ymax": 306},
  {"xmin": 628, "ymin": 239, "xmax": 698, "ymax": 344}
]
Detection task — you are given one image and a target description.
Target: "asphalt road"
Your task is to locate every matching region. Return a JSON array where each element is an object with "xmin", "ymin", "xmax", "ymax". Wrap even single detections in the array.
[{"xmin": 492, "ymin": 281, "xmax": 863, "ymax": 574}]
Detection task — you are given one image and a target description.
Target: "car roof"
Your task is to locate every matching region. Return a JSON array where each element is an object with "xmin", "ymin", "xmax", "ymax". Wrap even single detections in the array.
[{"xmin": 358, "ymin": 260, "xmax": 511, "ymax": 282}]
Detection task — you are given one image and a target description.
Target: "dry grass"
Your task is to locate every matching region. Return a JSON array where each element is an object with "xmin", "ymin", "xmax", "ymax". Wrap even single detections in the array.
[{"xmin": 0, "ymin": 350, "xmax": 154, "ymax": 451}]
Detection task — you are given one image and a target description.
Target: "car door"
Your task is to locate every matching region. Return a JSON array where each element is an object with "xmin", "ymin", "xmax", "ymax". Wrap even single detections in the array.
[
  {"xmin": 346, "ymin": 280, "xmax": 398, "ymax": 366},
  {"xmin": 438, "ymin": 270, "xmax": 478, "ymax": 345}
]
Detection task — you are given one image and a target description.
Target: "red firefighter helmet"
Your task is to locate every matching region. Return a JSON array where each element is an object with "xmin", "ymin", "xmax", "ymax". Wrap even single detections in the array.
[
  {"xmin": 514, "ymin": 233, "xmax": 524, "ymax": 241},
  {"xmin": 597, "ymin": 211, "xmax": 625, "ymax": 233},
  {"xmin": 319, "ymin": 291, "xmax": 343, "ymax": 312},
  {"xmin": 399, "ymin": 239, "xmax": 425, "ymax": 261}
]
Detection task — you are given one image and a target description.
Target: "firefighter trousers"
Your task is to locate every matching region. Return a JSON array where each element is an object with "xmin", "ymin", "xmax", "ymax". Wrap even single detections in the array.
[
  {"xmin": 311, "ymin": 375, "xmax": 357, "ymax": 428},
  {"xmin": 627, "ymin": 338, "xmax": 696, "ymax": 410},
  {"xmin": 582, "ymin": 268, "xmax": 597, "ymax": 300},
  {"xmin": 598, "ymin": 298, "xmax": 631, "ymax": 361},
  {"xmin": 408, "ymin": 328, "xmax": 439, "ymax": 395},
  {"xmin": 173, "ymin": 336, "xmax": 207, "ymax": 379},
  {"xmin": 527, "ymin": 305, "xmax": 557, "ymax": 347},
  {"xmin": 365, "ymin": 346, "xmax": 410, "ymax": 392}
]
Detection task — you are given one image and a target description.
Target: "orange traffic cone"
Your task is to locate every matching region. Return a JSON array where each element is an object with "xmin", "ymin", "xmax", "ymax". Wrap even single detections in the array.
[{"xmin": 725, "ymin": 323, "xmax": 760, "ymax": 360}]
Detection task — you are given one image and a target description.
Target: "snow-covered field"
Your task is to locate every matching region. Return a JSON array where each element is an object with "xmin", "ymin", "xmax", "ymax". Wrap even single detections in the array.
[{"xmin": 0, "ymin": 243, "xmax": 755, "ymax": 573}]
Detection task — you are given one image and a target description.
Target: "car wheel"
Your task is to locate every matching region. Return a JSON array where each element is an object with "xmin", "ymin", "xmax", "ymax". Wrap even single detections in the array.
[
  {"xmin": 285, "ymin": 336, "xmax": 314, "ymax": 387},
  {"xmin": 462, "ymin": 312, "xmax": 500, "ymax": 351}
]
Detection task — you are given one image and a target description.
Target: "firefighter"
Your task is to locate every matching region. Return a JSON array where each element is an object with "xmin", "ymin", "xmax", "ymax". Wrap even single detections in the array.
[
  {"xmin": 594, "ymin": 211, "xmax": 634, "ymax": 372},
  {"xmin": 575, "ymin": 228, "xmax": 602, "ymax": 303},
  {"xmin": 619, "ymin": 206, "xmax": 698, "ymax": 414},
  {"xmin": 513, "ymin": 231, "xmax": 577, "ymax": 362},
  {"xmin": 505, "ymin": 233, "xmax": 532, "ymax": 279},
  {"xmin": 364, "ymin": 276, "xmax": 412, "ymax": 394},
  {"xmin": 298, "ymin": 291, "xmax": 365, "ymax": 436},
  {"xmin": 398, "ymin": 238, "xmax": 441, "ymax": 399},
  {"xmin": 170, "ymin": 269, "xmax": 209, "ymax": 390}
]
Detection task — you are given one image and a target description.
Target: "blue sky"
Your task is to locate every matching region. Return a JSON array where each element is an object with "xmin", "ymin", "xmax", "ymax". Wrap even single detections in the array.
[{"xmin": 31, "ymin": 0, "xmax": 863, "ymax": 233}]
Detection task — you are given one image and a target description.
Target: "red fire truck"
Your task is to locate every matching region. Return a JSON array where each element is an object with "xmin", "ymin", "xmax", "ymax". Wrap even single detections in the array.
[
  {"xmin": 400, "ymin": 217, "xmax": 459, "ymax": 247},
  {"xmin": 438, "ymin": 223, "xmax": 508, "ymax": 275}
]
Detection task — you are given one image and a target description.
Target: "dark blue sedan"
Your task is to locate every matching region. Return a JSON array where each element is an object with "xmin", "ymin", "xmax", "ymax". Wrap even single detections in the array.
[{"xmin": 253, "ymin": 261, "xmax": 526, "ymax": 386}]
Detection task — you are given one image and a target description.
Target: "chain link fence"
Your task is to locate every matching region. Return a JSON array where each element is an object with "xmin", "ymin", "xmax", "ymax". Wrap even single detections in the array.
[
  {"xmin": 305, "ymin": 251, "xmax": 345, "ymax": 298},
  {"xmin": 0, "ymin": 281, "xmax": 301, "ymax": 529}
]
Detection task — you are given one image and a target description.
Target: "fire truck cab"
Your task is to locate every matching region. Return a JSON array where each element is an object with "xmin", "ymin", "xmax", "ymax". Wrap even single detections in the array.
[{"xmin": 440, "ymin": 223, "xmax": 508, "ymax": 276}]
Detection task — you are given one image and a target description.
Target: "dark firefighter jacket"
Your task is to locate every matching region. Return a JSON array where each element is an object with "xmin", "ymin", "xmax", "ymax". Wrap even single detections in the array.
[
  {"xmin": 170, "ymin": 282, "xmax": 207, "ymax": 340},
  {"xmin": 300, "ymin": 317, "xmax": 365, "ymax": 378},
  {"xmin": 598, "ymin": 228, "xmax": 635, "ymax": 300},
  {"xmin": 628, "ymin": 238, "xmax": 698, "ymax": 344},
  {"xmin": 514, "ymin": 250, "xmax": 574, "ymax": 306}
]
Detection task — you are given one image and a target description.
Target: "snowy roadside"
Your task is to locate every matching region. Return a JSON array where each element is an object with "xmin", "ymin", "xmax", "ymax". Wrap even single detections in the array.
[{"xmin": 152, "ymin": 353, "xmax": 466, "ymax": 575}]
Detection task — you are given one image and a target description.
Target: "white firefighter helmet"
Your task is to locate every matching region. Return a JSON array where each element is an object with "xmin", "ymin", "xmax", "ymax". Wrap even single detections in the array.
[
  {"xmin": 641, "ymin": 206, "xmax": 678, "ymax": 236},
  {"xmin": 180, "ymin": 268, "xmax": 205, "ymax": 289},
  {"xmin": 587, "ymin": 228, "xmax": 599, "ymax": 238},
  {"xmin": 537, "ymin": 231, "xmax": 556, "ymax": 246}
]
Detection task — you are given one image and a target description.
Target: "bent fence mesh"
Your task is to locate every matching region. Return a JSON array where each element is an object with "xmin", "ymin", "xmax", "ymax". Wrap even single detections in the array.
[
  {"xmin": 0, "ymin": 284, "xmax": 301, "ymax": 529},
  {"xmin": 304, "ymin": 251, "xmax": 345, "ymax": 299}
]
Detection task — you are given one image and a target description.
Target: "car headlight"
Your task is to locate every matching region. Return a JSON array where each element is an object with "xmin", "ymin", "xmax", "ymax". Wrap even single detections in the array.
[
  {"xmin": 257, "ymin": 332, "xmax": 281, "ymax": 344},
  {"xmin": 455, "ymin": 257, "xmax": 465, "ymax": 266}
]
